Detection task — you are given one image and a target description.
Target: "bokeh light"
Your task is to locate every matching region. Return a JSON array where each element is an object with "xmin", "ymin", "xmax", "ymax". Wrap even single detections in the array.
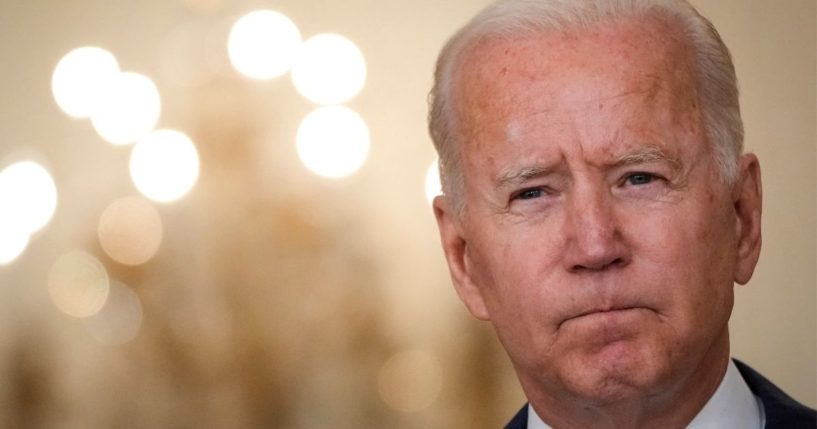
[
  {"xmin": 51, "ymin": 47, "xmax": 120, "ymax": 118},
  {"xmin": 84, "ymin": 280, "xmax": 143, "ymax": 345},
  {"xmin": 48, "ymin": 251, "xmax": 110, "ymax": 318},
  {"xmin": 0, "ymin": 161, "xmax": 58, "ymax": 235},
  {"xmin": 378, "ymin": 349, "xmax": 443, "ymax": 413},
  {"xmin": 424, "ymin": 159, "xmax": 441, "ymax": 204},
  {"xmin": 228, "ymin": 10, "xmax": 302, "ymax": 80},
  {"xmin": 0, "ymin": 225, "xmax": 29, "ymax": 266},
  {"xmin": 91, "ymin": 72, "xmax": 162, "ymax": 145},
  {"xmin": 98, "ymin": 196, "xmax": 163, "ymax": 265},
  {"xmin": 296, "ymin": 106, "xmax": 370, "ymax": 179},
  {"xmin": 291, "ymin": 33, "xmax": 366, "ymax": 105},
  {"xmin": 130, "ymin": 129, "xmax": 200, "ymax": 203}
]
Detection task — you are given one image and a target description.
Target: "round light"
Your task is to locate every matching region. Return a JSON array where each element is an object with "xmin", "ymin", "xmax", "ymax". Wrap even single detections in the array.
[
  {"xmin": 296, "ymin": 106, "xmax": 370, "ymax": 179},
  {"xmin": 48, "ymin": 251, "xmax": 110, "ymax": 318},
  {"xmin": 378, "ymin": 350, "xmax": 443, "ymax": 413},
  {"xmin": 98, "ymin": 196, "xmax": 163, "ymax": 265},
  {"xmin": 0, "ymin": 161, "xmax": 58, "ymax": 235},
  {"xmin": 228, "ymin": 10, "xmax": 302, "ymax": 80},
  {"xmin": 0, "ymin": 224, "xmax": 29, "ymax": 266},
  {"xmin": 130, "ymin": 129, "xmax": 200, "ymax": 203},
  {"xmin": 51, "ymin": 47, "xmax": 120, "ymax": 118},
  {"xmin": 291, "ymin": 33, "xmax": 366, "ymax": 105},
  {"xmin": 424, "ymin": 159, "xmax": 441, "ymax": 204},
  {"xmin": 84, "ymin": 281, "xmax": 143, "ymax": 345},
  {"xmin": 91, "ymin": 72, "xmax": 161, "ymax": 145}
]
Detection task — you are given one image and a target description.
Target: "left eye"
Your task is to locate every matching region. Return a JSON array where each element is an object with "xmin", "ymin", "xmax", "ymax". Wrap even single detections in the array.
[
  {"xmin": 516, "ymin": 188, "xmax": 543, "ymax": 200},
  {"xmin": 625, "ymin": 172, "xmax": 656, "ymax": 186}
]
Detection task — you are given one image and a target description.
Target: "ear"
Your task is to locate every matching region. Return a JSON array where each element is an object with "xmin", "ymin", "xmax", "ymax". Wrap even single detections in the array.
[
  {"xmin": 433, "ymin": 196, "xmax": 490, "ymax": 320},
  {"xmin": 732, "ymin": 154, "xmax": 762, "ymax": 285}
]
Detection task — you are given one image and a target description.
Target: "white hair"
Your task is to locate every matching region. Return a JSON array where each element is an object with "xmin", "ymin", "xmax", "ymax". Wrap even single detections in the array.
[{"xmin": 428, "ymin": 0, "xmax": 743, "ymax": 210}]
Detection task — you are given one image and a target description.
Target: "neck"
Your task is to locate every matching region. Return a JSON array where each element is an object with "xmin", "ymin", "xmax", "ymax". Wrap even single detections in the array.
[{"xmin": 525, "ymin": 329, "xmax": 731, "ymax": 429}]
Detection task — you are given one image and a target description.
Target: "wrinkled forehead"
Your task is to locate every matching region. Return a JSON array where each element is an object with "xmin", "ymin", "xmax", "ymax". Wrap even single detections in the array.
[{"xmin": 450, "ymin": 15, "xmax": 700, "ymax": 141}]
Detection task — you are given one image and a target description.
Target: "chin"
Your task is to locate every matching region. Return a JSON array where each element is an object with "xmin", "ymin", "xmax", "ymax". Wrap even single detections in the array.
[{"xmin": 556, "ymin": 339, "xmax": 675, "ymax": 404}]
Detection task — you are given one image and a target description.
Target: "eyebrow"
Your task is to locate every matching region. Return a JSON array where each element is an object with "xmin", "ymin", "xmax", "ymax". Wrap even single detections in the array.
[
  {"xmin": 495, "ymin": 164, "xmax": 556, "ymax": 188},
  {"xmin": 610, "ymin": 146, "xmax": 682, "ymax": 172}
]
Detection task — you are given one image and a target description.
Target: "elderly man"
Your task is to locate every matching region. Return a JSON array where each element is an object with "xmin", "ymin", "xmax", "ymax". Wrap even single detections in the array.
[{"xmin": 428, "ymin": 0, "xmax": 816, "ymax": 428}]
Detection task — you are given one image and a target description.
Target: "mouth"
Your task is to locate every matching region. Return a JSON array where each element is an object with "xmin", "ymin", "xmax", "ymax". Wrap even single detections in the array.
[
  {"xmin": 559, "ymin": 306, "xmax": 648, "ymax": 329},
  {"xmin": 577, "ymin": 306, "xmax": 640, "ymax": 317}
]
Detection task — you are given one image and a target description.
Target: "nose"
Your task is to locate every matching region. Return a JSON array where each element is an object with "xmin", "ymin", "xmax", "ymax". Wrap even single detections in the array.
[{"xmin": 563, "ymin": 185, "xmax": 629, "ymax": 272}]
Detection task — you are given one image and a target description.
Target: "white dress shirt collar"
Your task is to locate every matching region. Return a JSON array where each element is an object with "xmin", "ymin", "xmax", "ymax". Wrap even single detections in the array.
[{"xmin": 527, "ymin": 360, "xmax": 765, "ymax": 429}]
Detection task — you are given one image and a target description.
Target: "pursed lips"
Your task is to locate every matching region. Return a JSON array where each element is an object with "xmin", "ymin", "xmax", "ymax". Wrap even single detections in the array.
[{"xmin": 558, "ymin": 306, "xmax": 649, "ymax": 329}]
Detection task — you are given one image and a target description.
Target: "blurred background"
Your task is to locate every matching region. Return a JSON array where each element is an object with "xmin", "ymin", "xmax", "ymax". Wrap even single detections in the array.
[{"xmin": 0, "ymin": 0, "xmax": 813, "ymax": 428}]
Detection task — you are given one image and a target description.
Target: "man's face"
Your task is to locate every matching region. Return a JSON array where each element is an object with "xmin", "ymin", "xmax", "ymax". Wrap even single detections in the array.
[{"xmin": 434, "ymin": 18, "xmax": 762, "ymax": 406}]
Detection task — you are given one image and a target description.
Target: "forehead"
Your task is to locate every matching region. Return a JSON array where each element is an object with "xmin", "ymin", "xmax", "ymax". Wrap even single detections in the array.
[{"xmin": 452, "ymin": 16, "xmax": 699, "ymax": 147}]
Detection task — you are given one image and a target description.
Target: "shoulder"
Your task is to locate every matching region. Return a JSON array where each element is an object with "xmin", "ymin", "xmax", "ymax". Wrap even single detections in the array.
[
  {"xmin": 504, "ymin": 404, "xmax": 528, "ymax": 429},
  {"xmin": 733, "ymin": 359, "xmax": 817, "ymax": 428}
]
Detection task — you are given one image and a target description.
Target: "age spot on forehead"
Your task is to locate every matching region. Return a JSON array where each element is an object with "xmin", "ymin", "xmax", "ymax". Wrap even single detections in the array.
[{"xmin": 506, "ymin": 120, "xmax": 524, "ymax": 143}]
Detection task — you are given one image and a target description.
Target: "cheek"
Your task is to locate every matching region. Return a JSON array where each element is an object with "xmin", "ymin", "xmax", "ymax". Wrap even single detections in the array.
[
  {"xmin": 468, "ymin": 223, "xmax": 563, "ymax": 307},
  {"xmin": 467, "ymin": 231, "xmax": 567, "ymax": 366},
  {"xmin": 627, "ymin": 184, "xmax": 735, "ymax": 263},
  {"xmin": 626, "ymin": 199, "xmax": 737, "ymax": 317}
]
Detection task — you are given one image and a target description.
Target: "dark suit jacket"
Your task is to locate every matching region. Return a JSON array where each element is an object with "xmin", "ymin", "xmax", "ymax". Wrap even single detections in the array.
[{"xmin": 505, "ymin": 359, "xmax": 816, "ymax": 429}]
